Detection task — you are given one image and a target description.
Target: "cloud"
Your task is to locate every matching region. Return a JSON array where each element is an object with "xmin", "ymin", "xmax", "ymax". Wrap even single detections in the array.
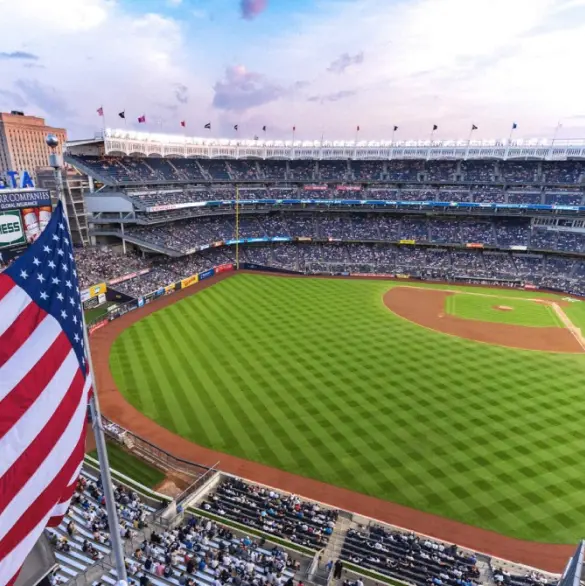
[
  {"xmin": 174, "ymin": 83, "xmax": 189, "ymax": 104},
  {"xmin": 0, "ymin": 51, "xmax": 39, "ymax": 61},
  {"xmin": 308, "ymin": 90, "xmax": 357, "ymax": 103},
  {"xmin": 212, "ymin": 65, "xmax": 286, "ymax": 111},
  {"xmin": 327, "ymin": 51, "xmax": 364, "ymax": 74},
  {"xmin": 15, "ymin": 79, "xmax": 74, "ymax": 119},
  {"xmin": 240, "ymin": 0, "xmax": 267, "ymax": 20},
  {"xmin": 0, "ymin": 89, "xmax": 27, "ymax": 109}
]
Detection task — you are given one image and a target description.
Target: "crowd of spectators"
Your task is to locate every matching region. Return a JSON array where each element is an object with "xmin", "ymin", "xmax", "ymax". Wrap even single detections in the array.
[
  {"xmin": 69, "ymin": 155, "xmax": 585, "ymax": 187},
  {"xmin": 74, "ymin": 246, "xmax": 146, "ymax": 289},
  {"xmin": 48, "ymin": 466, "xmax": 304, "ymax": 586},
  {"xmin": 342, "ymin": 525, "xmax": 480, "ymax": 586},
  {"xmin": 71, "ymin": 212, "xmax": 585, "ymax": 299},
  {"xmin": 118, "ymin": 185, "xmax": 585, "ymax": 210},
  {"xmin": 201, "ymin": 479, "xmax": 338, "ymax": 550},
  {"xmin": 114, "ymin": 213, "xmax": 576, "ymax": 255}
]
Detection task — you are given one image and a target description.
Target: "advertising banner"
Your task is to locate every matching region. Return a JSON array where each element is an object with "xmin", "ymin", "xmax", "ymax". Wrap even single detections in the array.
[
  {"xmin": 296, "ymin": 237, "xmax": 312, "ymax": 242},
  {"xmin": 524, "ymin": 284, "xmax": 538, "ymax": 290},
  {"xmin": 199, "ymin": 268, "xmax": 215, "ymax": 281},
  {"xmin": 98, "ymin": 293, "xmax": 107, "ymax": 305},
  {"xmin": 399, "ymin": 239, "xmax": 416, "ymax": 245},
  {"xmin": 82, "ymin": 296, "xmax": 100, "ymax": 310},
  {"xmin": 108, "ymin": 268, "xmax": 150, "ymax": 285},
  {"xmin": 0, "ymin": 188, "xmax": 51, "ymax": 212},
  {"xmin": 466, "ymin": 243, "xmax": 484, "ymax": 249},
  {"xmin": 303, "ymin": 185, "xmax": 328, "ymax": 191},
  {"xmin": 146, "ymin": 201, "xmax": 206, "ymax": 212},
  {"xmin": 215, "ymin": 263, "xmax": 234, "ymax": 274},
  {"xmin": 88, "ymin": 319, "xmax": 108, "ymax": 336},
  {"xmin": 0, "ymin": 209, "xmax": 26, "ymax": 250},
  {"xmin": 396, "ymin": 273, "xmax": 411, "ymax": 279},
  {"xmin": 336, "ymin": 185, "xmax": 362, "ymax": 191},
  {"xmin": 509, "ymin": 245, "xmax": 528, "ymax": 251},
  {"xmin": 80, "ymin": 282, "xmax": 107, "ymax": 303},
  {"xmin": 181, "ymin": 274, "xmax": 199, "ymax": 289},
  {"xmin": 164, "ymin": 284, "xmax": 175, "ymax": 295},
  {"xmin": 351, "ymin": 273, "xmax": 395, "ymax": 278}
]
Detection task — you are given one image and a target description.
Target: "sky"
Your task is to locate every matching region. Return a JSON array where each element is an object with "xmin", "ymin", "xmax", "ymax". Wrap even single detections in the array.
[{"xmin": 1, "ymin": 0, "xmax": 585, "ymax": 142}]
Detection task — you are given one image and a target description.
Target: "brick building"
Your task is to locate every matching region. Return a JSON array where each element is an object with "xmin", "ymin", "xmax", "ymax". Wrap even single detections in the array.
[{"xmin": 0, "ymin": 111, "xmax": 67, "ymax": 181}]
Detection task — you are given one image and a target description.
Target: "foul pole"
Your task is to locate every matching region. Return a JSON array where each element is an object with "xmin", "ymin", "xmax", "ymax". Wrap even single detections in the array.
[{"xmin": 235, "ymin": 184, "xmax": 240, "ymax": 270}]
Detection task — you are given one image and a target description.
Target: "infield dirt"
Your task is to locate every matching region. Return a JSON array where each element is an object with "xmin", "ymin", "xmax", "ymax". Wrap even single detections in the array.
[
  {"xmin": 384, "ymin": 286, "xmax": 583, "ymax": 353},
  {"xmin": 89, "ymin": 272, "xmax": 575, "ymax": 572}
]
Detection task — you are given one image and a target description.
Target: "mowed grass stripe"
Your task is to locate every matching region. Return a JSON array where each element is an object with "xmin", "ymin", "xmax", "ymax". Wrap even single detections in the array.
[
  {"xmin": 202, "ymin": 287, "xmax": 342, "ymax": 475},
  {"xmin": 143, "ymin": 313, "xmax": 199, "ymax": 437},
  {"xmin": 110, "ymin": 273, "xmax": 585, "ymax": 543},
  {"xmin": 163, "ymin": 306, "xmax": 231, "ymax": 447},
  {"xmin": 177, "ymin": 298, "xmax": 261, "ymax": 458}
]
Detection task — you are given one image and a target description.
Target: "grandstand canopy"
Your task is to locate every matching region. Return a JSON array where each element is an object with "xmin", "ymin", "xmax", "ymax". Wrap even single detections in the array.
[{"xmin": 66, "ymin": 129, "xmax": 585, "ymax": 161}]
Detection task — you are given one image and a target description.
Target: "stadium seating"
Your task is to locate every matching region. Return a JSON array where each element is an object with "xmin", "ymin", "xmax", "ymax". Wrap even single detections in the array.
[
  {"xmin": 201, "ymin": 478, "xmax": 338, "ymax": 550},
  {"xmin": 341, "ymin": 526, "xmax": 480, "ymax": 586}
]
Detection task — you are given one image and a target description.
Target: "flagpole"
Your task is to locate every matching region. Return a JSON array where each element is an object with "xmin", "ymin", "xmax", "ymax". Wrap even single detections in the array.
[
  {"xmin": 465, "ymin": 125, "xmax": 475, "ymax": 159},
  {"xmin": 552, "ymin": 120, "xmax": 562, "ymax": 145},
  {"xmin": 508, "ymin": 124, "xmax": 516, "ymax": 144},
  {"xmin": 47, "ymin": 137, "xmax": 129, "ymax": 585}
]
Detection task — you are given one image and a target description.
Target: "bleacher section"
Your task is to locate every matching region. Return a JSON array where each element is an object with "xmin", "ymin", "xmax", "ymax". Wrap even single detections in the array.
[
  {"xmin": 201, "ymin": 478, "xmax": 338, "ymax": 550},
  {"xmin": 342, "ymin": 526, "xmax": 480, "ymax": 586}
]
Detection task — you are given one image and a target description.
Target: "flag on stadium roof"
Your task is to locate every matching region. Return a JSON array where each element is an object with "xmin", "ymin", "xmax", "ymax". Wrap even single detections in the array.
[
  {"xmin": 180, "ymin": 121, "xmax": 186, "ymax": 128},
  {"xmin": 204, "ymin": 122, "xmax": 211, "ymax": 129},
  {"xmin": 293, "ymin": 125, "xmax": 296, "ymax": 132},
  {"xmin": 432, "ymin": 124, "xmax": 438, "ymax": 131},
  {"xmin": 138, "ymin": 115, "xmax": 146, "ymax": 124},
  {"xmin": 97, "ymin": 106, "xmax": 103, "ymax": 117},
  {"xmin": 393, "ymin": 125, "xmax": 398, "ymax": 131},
  {"xmin": 118, "ymin": 111, "xmax": 125, "ymax": 119},
  {"xmin": 262, "ymin": 125, "xmax": 266, "ymax": 132},
  {"xmin": 472, "ymin": 124, "xmax": 478, "ymax": 130},
  {"xmin": 356, "ymin": 125, "xmax": 360, "ymax": 132},
  {"xmin": 234, "ymin": 124, "xmax": 238, "ymax": 131},
  {"xmin": 512, "ymin": 122, "xmax": 518, "ymax": 129},
  {"xmin": 0, "ymin": 201, "xmax": 91, "ymax": 584}
]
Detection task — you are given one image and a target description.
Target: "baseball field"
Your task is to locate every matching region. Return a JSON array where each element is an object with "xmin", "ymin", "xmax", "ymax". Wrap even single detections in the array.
[{"xmin": 108, "ymin": 273, "xmax": 585, "ymax": 544}]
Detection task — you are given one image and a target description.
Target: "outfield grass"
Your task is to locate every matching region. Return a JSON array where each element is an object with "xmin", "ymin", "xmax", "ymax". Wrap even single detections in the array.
[
  {"xmin": 445, "ymin": 293, "xmax": 562, "ymax": 327},
  {"xmin": 109, "ymin": 274, "xmax": 585, "ymax": 543},
  {"xmin": 90, "ymin": 441, "xmax": 165, "ymax": 488},
  {"xmin": 85, "ymin": 302, "xmax": 114, "ymax": 324}
]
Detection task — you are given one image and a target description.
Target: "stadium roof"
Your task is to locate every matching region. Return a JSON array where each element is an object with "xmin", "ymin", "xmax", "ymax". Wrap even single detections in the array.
[{"xmin": 66, "ymin": 128, "xmax": 585, "ymax": 161}]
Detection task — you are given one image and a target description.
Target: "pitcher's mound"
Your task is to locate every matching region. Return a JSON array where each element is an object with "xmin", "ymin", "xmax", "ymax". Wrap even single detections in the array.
[{"xmin": 494, "ymin": 305, "xmax": 513, "ymax": 312}]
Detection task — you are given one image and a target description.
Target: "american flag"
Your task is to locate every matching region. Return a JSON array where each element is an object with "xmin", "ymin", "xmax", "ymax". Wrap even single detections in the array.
[{"xmin": 0, "ymin": 202, "xmax": 92, "ymax": 585}]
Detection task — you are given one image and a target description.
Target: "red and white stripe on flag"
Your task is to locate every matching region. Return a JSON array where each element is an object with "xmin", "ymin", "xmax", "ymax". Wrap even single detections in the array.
[{"xmin": 0, "ymin": 273, "xmax": 92, "ymax": 586}]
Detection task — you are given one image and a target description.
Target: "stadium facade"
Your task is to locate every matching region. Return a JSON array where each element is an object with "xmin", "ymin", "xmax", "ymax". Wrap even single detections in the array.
[{"xmin": 63, "ymin": 129, "xmax": 585, "ymax": 302}]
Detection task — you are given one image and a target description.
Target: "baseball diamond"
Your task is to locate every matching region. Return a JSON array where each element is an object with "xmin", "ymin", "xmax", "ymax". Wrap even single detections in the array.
[{"xmin": 100, "ymin": 271, "xmax": 585, "ymax": 548}]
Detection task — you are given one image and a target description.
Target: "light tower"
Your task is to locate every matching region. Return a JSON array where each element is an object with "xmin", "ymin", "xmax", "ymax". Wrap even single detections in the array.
[{"xmin": 46, "ymin": 133, "xmax": 66, "ymax": 217}]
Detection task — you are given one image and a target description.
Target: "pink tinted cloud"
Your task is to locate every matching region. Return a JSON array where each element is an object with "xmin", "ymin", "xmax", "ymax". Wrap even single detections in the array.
[{"xmin": 240, "ymin": 0, "xmax": 267, "ymax": 20}]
